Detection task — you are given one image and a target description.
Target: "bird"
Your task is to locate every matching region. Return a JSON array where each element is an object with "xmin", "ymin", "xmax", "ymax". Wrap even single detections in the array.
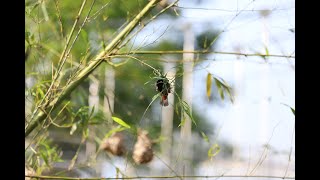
[{"xmin": 155, "ymin": 78, "xmax": 171, "ymax": 106}]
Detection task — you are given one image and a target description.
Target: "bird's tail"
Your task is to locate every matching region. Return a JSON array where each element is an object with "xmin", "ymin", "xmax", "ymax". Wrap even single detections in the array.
[{"xmin": 160, "ymin": 95, "xmax": 169, "ymax": 106}]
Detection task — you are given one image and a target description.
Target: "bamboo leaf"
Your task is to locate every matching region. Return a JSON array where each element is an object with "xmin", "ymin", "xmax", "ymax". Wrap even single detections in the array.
[
  {"xmin": 40, "ymin": 152, "xmax": 49, "ymax": 167},
  {"xmin": 214, "ymin": 78, "xmax": 224, "ymax": 100},
  {"xmin": 290, "ymin": 107, "xmax": 295, "ymax": 116},
  {"xmin": 89, "ymin": 106, "xmax": 95, "ymax": 119},
  {"xmin": 175, "ymin": 103, "xmax": 180, "ymax": 116},
  {"xmin": 37, "ymin": 86, "xmax": 45, "ymax": 99},
  {"xmin": 208, "ymin": 143, "xmax": 220, "ymax": 158},
  {"xmin": 204, "ymin": 37, "xmax": 208, "ymax": 49},
  {"xmin": 103, "ymin": 15, "xmax": 108, "ymax": 21},
  {"xmin": 282, "ymin": 104, "xmax": 295, "ymax": 116},
  {"xmin": 206, "ymin": 73, "xmax": 212, "ymax": 100},
  {"xmin": 112, "ymin": 116, "xmax": 131, "ymax": 129},
  {"xmin": 201, "ymin": 131, "xmax": 210, "ymax": 143},
  {"xmin": 289, "ymin": 28, "xmax": 295, "ymax": 33},
  {"xmin": 178, "ymin": 118, "xmax": 186, "ymax": 127},
  {"xmin": 152, "ymin": 135, "xmax": 167, "ymax": 144},
  {"xmin": 25, "ymin": 31, "xmax": 31, "ymax": 44},
  {"xmin": 213, "ymin": 76, "xmax": 234, "ymax": 102},
  {"xmin": 181, "ymin": 101, "xmax": 197, "ymax": 126},
  {"xmin": 83, "ymin": 127, "xmax": 89, "ymax": 138},
  {"xmin": 225, "ymin": 88, "xmax": 234, "ymax": 103},
  {"xmin": 265, "ymin": 47, "xmax": 269, "ymax": 56}
]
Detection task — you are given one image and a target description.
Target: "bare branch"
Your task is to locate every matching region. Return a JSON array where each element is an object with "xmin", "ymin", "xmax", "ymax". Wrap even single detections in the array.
[{"xmin": 117, "ymin": 50, "xmax": 295, "ymax": 59}]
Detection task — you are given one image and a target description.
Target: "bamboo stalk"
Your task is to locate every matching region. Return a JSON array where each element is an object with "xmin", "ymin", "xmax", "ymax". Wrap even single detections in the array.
[
  {"xmin": 180, "ymin": 23, "xmax": 194, "ymax": 176},
  {"xmin": 25, "ymin": 175, "xmax": 295, "ymax": 180},
  {"xmin": 25, "ymin": 0, "xmax": 162, "ymax": 137}
]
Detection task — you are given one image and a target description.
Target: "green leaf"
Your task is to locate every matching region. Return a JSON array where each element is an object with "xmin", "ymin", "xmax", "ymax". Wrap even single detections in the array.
[
  {"xmin": 265, "ymin": 47, "xmax": 269, "ymax": 56},
  {"xmin": 37, "ymin": 86, "xmax": 45, "ymax": 99},
  {"xmin": 112, "ymin": 116, "xmax": 131, "ymax": 129},
  {"xmin": 40, "ymin": 152, "xmax": 49, "ymax": 167},
  {"xmin": 226, "ymin": 89, "xmax": 234, "ymax": 103},
  {"xmin": 178, "ymin": 118, "xmax": 186, "ymax": 127},
  {"xmin": 289, "ymin": 28, "xmax": 295, "ymax": 33},
  {"xmin": 103, "ymin": 15, "xmax": 108, "ymax": 21},
  {"xmin": 88, "ymin": 106, "xmax": 95, "ymax": 119},
  {"xmin": 181, "ymin": 101, "xmax": 197, "ymax": 126},
  {"xmin": 175, "ymin": 103, "xmax": 180, "ymax": 116},
  {"xmin": 214, "ymin": 78, "xmax": 224, "ymax": 100},
  {"xmin": 213, "ymin": 76, "xmax": 234, "ymax": 102},
  {"xmin": 25, "ymin": 31, "xmax": 31, "ymax": 43},
  {"xmin": 290, "ymin": 107, "xmax": 295, "ymax": 116},
  {"xmin": 152, "ymin": 135, "xmax": 167, "ymax": 144},
  {"xmin": 201, "ymin": 131, "xmax": 210, "ymax": 143},
  {"xmin": 83, "ymin": 127, "xmax": 89, "ymax": 138},
  {"xmin": 203, "ymin": 37, "xmax": 208, "ymax": 49},
  {"xmin": 282, "ymin": 104, "xmax": 295, "ymax": 116},
  {"xmin": 206, "ymin": 73, "xmax": 212, "ymax": 100},
  {"xmin": 208, "ymin": 143, "xmax": 220, "ymax": 158}
]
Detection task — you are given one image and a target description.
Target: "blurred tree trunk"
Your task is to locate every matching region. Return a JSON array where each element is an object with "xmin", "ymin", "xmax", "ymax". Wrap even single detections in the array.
[
  {"xmin": 96, "ymin": 64, "xmax": 115, "ymax": 177},
  {"xmin": 104, "ymin": 66, "xmax": 115, "ymax": 122},
  {"xmin": 160, "ymin": 56, "xmax": 176, "ymax": 171},
  {"xmin": 180, "ymin": 23, "xmax": 194, "ymax": 176},
  {"xmin": 86, "ymin": 77, "xmax": 99, "ymax": 162}
]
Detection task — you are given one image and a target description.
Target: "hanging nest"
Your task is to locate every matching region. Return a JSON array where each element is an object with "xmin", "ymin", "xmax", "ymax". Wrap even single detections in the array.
[
  {"xmin": 132, "ymin": 130, "xmax": 154, "ymax": 164},
  {"xmin": 101, "ymin": 132, "xmax": 126, "ymax": 156}
]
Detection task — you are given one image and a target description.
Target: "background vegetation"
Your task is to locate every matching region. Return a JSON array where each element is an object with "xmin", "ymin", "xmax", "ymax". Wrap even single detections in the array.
[{"xmin": 25, "ymin": 0, "xmax": 295, "ymax": 179}]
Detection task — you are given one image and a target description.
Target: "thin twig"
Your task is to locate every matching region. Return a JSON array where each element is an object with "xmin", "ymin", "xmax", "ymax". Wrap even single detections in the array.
[
  {"xmin": 54, "ymin": 0, "xmax": 65, "ymax": 39},
  {"xmin": 118, "ymin": 0, "xmax": 179, "ymax": 50},
  {"xmin": 283, "ymin": 123, "xmax": 295, "ymax": 178},
  {"xmin": 89, "ymin": 2, "xmax": 110, "ymax": 20},
  {"xmin": 203, "ymin": 0, "xmax": 256, "ymax": 51},
  {"xmin": 108, "ymin": 54, "xmax": 160, "ymax": 74},
  {"xmin": 134, "ymin": 25, "xmax": 170, "ymax": 51},
  {"xmin": 249, "ymin": 121, "xmax": 281, "ymax": 175},
  {"xmin": 175, "ymin": 6, "xmax": 294, "ymax": 13},
  {"xmin": 154, "ymin": 154, "xmax": 183, "ymax": 180}
]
